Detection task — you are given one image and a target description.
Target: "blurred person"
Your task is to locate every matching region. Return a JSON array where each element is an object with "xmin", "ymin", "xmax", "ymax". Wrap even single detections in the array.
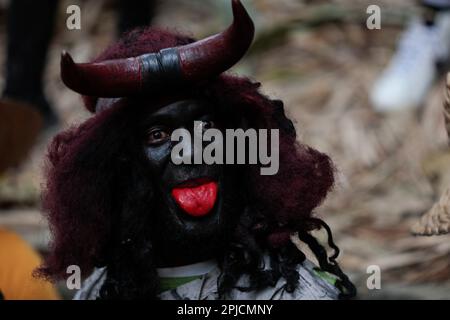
[
  {"xmin": 0, "ymin": 228, "xmax": 59, "ymax": 300},
  {"xmin": 0, "ymin": 0, "xmax": 157, "ymax": 175},
  {"xmin": 0, "ymin": 0, "xmax": 58, "ymax": 174},
  {"xmin": 370, "ymin": 0, "xmax": 450, "ymax": 112},
  {"xmin": 412, "ymin": 73, "xmax": 450, "ymax": 236}
]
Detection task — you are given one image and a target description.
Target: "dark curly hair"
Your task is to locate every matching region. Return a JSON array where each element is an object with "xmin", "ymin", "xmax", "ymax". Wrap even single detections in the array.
[{"xmin": 37, "ymin": 27, "xmax": 356, "ymax": 299}]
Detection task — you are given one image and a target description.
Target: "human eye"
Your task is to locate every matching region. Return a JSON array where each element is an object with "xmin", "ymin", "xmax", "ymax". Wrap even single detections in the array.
[{"xmin": 146, "ymin": 126, "xmax": 171, "ymax": 145}]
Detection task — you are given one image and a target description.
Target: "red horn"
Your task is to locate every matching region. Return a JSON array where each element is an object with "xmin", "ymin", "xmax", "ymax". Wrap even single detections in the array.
[
  {"xmin": 60, "ymin": 0, "xmax": 254, "ymax": 98},
  {"xmin": 178, "ymin": 0, "xmax": 255, "ymax": 80},
  {"xmin": 60, "ymin": 52, "xmax": 144, "ymax": 97}
]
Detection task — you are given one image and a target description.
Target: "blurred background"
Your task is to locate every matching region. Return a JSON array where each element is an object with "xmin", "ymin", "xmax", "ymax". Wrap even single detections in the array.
[{"xmin": 0, "ymin": 0, "xmax": 449, "ymax": 299}]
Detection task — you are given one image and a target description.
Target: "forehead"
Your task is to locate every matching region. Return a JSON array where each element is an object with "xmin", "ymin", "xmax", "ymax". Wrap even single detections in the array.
[
  {"xmin": 140, "ymin": 99, "xmax": 216, "ymax": 125},
  {"xmin": 151, "ymin": 99, "xmax": 209, "ymax": 118}
]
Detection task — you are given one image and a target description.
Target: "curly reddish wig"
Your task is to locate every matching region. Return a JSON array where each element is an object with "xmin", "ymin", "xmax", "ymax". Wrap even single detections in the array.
[{"xmin": 39, "ymin": 27, "xmax": 353, "ymax": 299}]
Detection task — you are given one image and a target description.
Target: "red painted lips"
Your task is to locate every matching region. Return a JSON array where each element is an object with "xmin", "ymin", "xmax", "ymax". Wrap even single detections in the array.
[{"xmin": 171, "ymin": 179, "xmax": 218, "ymax": 217}]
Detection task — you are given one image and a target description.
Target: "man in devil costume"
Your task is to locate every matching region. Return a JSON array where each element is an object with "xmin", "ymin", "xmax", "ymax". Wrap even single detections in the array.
[{"xmin": 38, "ymin": 0, "xmax": 356, "ymax": 300}]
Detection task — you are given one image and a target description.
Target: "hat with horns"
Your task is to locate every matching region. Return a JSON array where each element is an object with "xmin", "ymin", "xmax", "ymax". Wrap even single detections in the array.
[{"xmin": 60, "ymin": 0, "xmax": 254, "ymax": 104}]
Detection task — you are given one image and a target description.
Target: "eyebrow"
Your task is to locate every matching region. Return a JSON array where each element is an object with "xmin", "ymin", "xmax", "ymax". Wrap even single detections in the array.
[
  {"xmin": 143, "ymin": 113, "xmax": 177, "ymax": 126},
  {"xmin": 141, "ymin": 103, "xmax": 212, "ymax": 128}
]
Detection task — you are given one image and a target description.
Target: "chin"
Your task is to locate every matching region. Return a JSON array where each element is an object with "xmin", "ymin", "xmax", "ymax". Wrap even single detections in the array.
[{"xmin": 151, "ymin": 169, "xmax": 242, "ymax": 263}]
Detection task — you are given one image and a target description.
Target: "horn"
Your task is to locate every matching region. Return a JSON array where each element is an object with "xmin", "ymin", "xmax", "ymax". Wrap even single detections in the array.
[{"xmin": 61, "ymin": 0, "xmax": 254, "ymax": 97}]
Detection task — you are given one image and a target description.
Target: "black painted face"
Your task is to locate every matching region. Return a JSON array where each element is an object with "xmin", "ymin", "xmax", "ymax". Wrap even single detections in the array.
[{"xmin": 140, "ymin": 99, "xmax": 242, "ymax": 267}]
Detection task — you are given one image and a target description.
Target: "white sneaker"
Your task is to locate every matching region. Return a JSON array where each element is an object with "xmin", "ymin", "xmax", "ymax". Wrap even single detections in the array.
[{"xmin": 370, "ymin": 12, "xmax": 450, "ymax": 112}]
